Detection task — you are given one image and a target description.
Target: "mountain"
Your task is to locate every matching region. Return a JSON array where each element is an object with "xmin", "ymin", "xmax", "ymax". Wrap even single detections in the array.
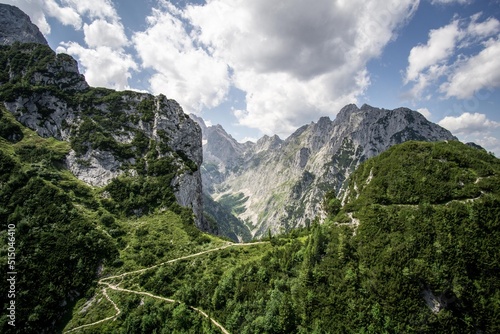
[
  {"xmin": 200, "ymin": 104, "xmax": 457, "ymax": 239},
  {"xmin": 0, "ymin": 7, "xmax": 209, "ymax": 332},
  {"xmin": 0, "ymin": 4, "xmax": 48, "ymax": 45},
  {"xmin": 62, "ymin": 140, "xmax": 500, "ymax": 333},
  {"xmin": 0, "ymin": 38, "xmax": 206, "ymax": 230},
  {"xmin": 191, "ymin": 114, "xmax": 254, "ymax": 241}
]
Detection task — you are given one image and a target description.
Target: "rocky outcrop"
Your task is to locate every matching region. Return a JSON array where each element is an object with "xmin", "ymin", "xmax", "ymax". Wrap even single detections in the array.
[
  {"xmin": 0, "ymin": 4, "xmax": 48, "ymax": 45},
  {"xmin": 201, "ymin": 104, "xmax": 457, "ymax": 239},
  {"xmin": 0, "ymin": 40, "xmax": 206, "ymax": 229}
]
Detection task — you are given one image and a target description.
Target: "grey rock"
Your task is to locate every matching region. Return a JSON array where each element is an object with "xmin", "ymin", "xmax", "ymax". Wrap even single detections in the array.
[
  {"xmin": 201, "ymin": 104, "xmax": 457, "ymax": 239},
  {"xmin": 0, "ymin": 4, "xmax": 48, "ymax": 45},
  {"xmin": 1, "ymin": 34, "xmax": 206, "ymax": 229},
  {"xmin": 66, "ymin": 149, "xmax": 128, "ymax": 187}
]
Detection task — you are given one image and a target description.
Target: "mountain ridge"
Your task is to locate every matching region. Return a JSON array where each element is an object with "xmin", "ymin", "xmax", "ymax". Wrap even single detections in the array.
[{"xmin": 197, "ymin": 104, "xmax": 458, "ymax": 239}]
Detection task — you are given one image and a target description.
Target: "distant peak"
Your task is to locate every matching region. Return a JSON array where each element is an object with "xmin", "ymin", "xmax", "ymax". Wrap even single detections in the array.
[
  {"xmin": 259, "ymin": 134, "xmax": 282, "ymax": 142},
  {"xmin": 339, "ymin": 104, "xmax": 359, "ymax": 113},
  {"xmin": 360, "ymin": 103, "xmax": 376, "ymax": 110}
]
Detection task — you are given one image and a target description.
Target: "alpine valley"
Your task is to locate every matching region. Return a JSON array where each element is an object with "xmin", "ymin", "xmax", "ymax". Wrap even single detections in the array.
[{"xmin": 1, "ymin": 4, "xmax": 499, "ymax": 334}]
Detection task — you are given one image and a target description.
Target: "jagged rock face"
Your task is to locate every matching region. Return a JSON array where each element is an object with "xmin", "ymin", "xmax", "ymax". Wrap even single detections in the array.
[
  {"xmin": 191, "ymin": 115, "xmax": 252, "ymax": 193},
  {"xmin": 1, "ymin": 42, "xmax": 206, "ymax": 230},
  {"xmin": 0, "ymin": 4, "xmax": 48, "ymax": 45},
  {"xmin": 201, "ymin": 104, "xmax": 457, "ymax": 239}
]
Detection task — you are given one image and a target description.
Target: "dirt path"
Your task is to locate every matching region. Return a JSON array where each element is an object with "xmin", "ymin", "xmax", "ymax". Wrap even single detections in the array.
[
  {"xmin": 64, "ymin": 241, "xmax": 267, "ymax": 334},
  {"xmin": 64, "ymin": 288, "xmax": 121, "ymax": 333}
]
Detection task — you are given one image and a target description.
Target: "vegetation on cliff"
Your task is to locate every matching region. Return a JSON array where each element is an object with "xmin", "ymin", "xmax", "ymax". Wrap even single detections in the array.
[{"xmin": 59, "ymin": 141, "xmax": 500, "ymax": 333}]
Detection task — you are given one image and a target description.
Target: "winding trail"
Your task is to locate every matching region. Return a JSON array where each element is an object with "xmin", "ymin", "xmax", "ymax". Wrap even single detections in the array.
[
  {"xmin": 65, "ymin": 288, "xmax": 121, "ymax": 333},
  {"xmin": 64, "ymin": 242, "xmax": 267, "ymax": 334}
]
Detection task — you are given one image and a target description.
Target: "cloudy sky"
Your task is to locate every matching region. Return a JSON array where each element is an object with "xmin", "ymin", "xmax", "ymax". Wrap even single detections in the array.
[{"xmin": 3, "ymin": 0, "xmax": 500, "ymax": 155}]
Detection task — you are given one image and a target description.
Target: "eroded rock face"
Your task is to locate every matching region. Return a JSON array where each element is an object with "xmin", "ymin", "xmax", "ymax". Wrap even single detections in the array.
[
  {"xmin": 0, "ymin": 4, "xmax": 48, "ymax": 45},
  {"xmin": 200, "ymin": 104, "xmax": 457, "ymax": 239},
  {"xmin": 1, "ymin": 42, "xmax": 206, "ymax": 230}
]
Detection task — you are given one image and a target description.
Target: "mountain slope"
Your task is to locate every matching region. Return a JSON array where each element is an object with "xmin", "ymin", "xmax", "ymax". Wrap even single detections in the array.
[
  {"xmin": 0, "ymin": 9, "xmax": 211, "ymax": 332},
  {"xmin": 0, "ymin": 41, "xmax": 207, "ymax": 229},
  {"xmin": 59, "ymin": 140, "xmax": 500, "ymax": 333},
  {"xmin": 202, "ymin": 104, "xmax": 457, "ymax": 239},
  {"xmin": 0, "ymin": 4, "xmax": 48, "ymax": 45},
  {"xmin": 0, "ymin": 61, "xmax": 212, "ymax": 334}
]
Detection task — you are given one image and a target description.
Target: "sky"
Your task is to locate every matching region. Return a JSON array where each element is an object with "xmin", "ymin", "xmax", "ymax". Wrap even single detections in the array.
[{"xmin": 3, "ymin": 0, "xmax": 500, "ymax": 155}]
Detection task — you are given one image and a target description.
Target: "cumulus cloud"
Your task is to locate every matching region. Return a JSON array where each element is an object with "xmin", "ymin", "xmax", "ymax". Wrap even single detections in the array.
[
  {"xmin": 132, "ymin": 6, "xmax": 230, "ymax": 113},
  {"xmin": 440, "ymin": 38, "xmax": 500, "ymax": 98},
  {"xmin": 83, "ymin": 19, "xmax": 128, "ymax": 48},
  {"xmin": 44, "ymin": 0, "xmax": 81, "ymax": 29},
  {"xmin": 405, "ymin": 20, "xmax": 460, "ymax": 83},
  {"xmin": 61, "ymin": 0, "xmax": 119, "ymax": 21},
  {"xmin": 56, "ymin": 43, "xmax": 137, "ymax": 90},
  {"xmin": 431, "ymin": 0, "xmax": 472, "ymax": 5},
  {"xmin": 404, "ymin": 14, "xmax": 500, "ymax": 99},
  {"xmin": 417, "ymin": 108, "xmax": 432, "ymax": 119},
  {"xmin": 438, "ymin": 112, "xmax": 500, "ymax": 134},
  {"xmin": 168, "ymin": 0, "xmax": 419, "ymax": 136}
]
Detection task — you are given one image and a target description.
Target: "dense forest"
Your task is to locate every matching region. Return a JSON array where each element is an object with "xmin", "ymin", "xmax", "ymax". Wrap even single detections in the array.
[
  {"xmin": 63, "ymin": 140, "xmax": 500, "ymax": 333},
  {"xmin": 3, "ymin": 107, "xmax": 499, "ymax": 333},
  {"xmin": 1, "ymin": 41, "xmax": 500, "ymax": 334}
]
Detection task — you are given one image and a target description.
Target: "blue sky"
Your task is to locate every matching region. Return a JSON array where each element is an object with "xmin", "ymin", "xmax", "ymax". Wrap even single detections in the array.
[{"xmin": 3, "ymin": 0, "xmax": 500, "ymax": 155}]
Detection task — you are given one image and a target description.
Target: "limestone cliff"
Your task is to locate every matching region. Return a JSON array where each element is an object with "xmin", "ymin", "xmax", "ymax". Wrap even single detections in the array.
[
  {"xmin": 201, "ymin": 104, "xmax": 457, "ymax": 239},
  {"xmin": 0, "ymin": 41, "xmax": 206, "ymax": 230}
]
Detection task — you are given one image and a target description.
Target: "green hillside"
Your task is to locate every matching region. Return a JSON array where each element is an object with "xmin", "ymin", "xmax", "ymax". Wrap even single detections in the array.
[
  {"xmin": 0, "ymin": 107, "xmax": 231, "ymax": 333},
  {"xmin": 1, "ymin": 34, "xmax": 499, "ymax": 334},
  {"xmin": 58, "ymin": 140, "xmax": 500, "ymax": 333}
]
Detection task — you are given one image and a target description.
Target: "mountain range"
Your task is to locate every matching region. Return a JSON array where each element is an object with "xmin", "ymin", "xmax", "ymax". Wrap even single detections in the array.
[
  {"xmin": 1, "ymin": 4, "xmax": 499, "ymax": 333},
  {"xmin": 195, "ymin": 104, "xmax": 456, "ymax": 240}
]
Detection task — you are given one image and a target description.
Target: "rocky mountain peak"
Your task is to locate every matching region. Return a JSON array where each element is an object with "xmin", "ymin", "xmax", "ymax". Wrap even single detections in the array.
[
  {"xmin": 0, "ymin": 20, "xmax": 206, "ymax": 229},
  {"xmin": 255, "ymin": 134, "xmax": 282, "ymax": 152},
  {"xmin": 201, "ymin": 104, "xmax": 458, "ymax": 239},
  {"xmin": 0, "ymin": 4, "xmax": 48, "ymax": 46}
]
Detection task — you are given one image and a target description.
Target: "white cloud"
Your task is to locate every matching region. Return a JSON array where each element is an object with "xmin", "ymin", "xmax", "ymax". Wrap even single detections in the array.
[
  {"xmin": 467, "ymin": 15, "xmax": 500, "ymax": 38},
  {"xmin": 440, "ymin": 38, "xmax": 500, "ymax": 99},
  {"xmin": 405, "ymin": 20, "xmax": 460, "ymax": 83},
  {"xmin": 473, "ymin": 136, "xmax": 500, "ymax": 156},
  {"xmin": 83, "ymin": 19, "xmax": 128, "ymax": 48},
  {"xmin": 178, "ymin": 0, "xmax": 418, "ymax": 136},
  {"xmin": 40, "ymin": 0, "xmax": 135, "ymax": 90},
  {"xmin": 132, "ymin": 6, "xmax": 231, "ymax": 114},
  {"xmin": 44, "ymin": 0, "xmax": 81, "ymax": 29},
  {"xmin": 431, "ymin": 0, "xmax": 472, "ymax": 4},
  {"xmin": 438, "ymin": 112, "xmax": 500, "ymax": 134},
  {"xmin": 404, "ymin": 14, "xmax": 500, "ymax": 99},
  {"xmin": 57, "ymin": 43, "xmax": 137, "ymax": 90},
  {"xmin": 438, "ymin": 112, "xmax": 500, "ymax": 156},
  {"xmin": 417, "ymin": 108, "xmax": 432, "ymax": 119},
  {"xmin": 61, "ymin": 0, "xmax": 119, "ymax": 21}
]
